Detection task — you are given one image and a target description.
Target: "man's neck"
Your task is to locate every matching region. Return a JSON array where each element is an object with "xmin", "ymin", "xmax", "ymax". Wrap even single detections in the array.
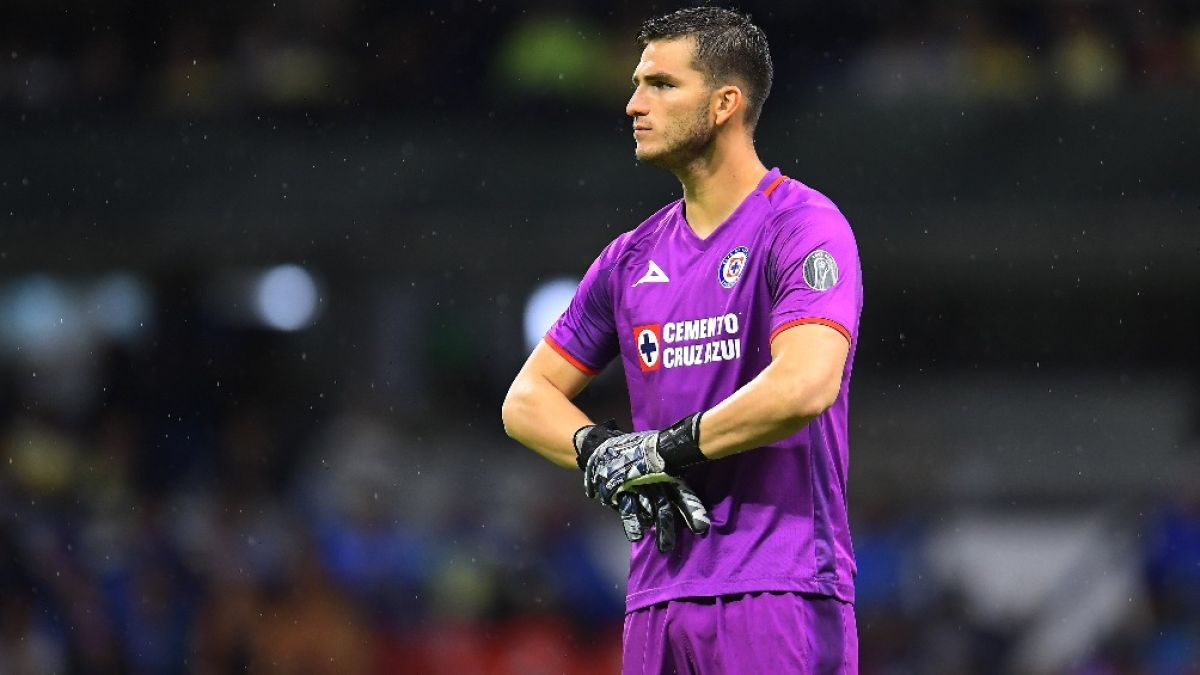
[{"xmin": 676, "ymin": 143, "xmax": 768, "ymax": 240}]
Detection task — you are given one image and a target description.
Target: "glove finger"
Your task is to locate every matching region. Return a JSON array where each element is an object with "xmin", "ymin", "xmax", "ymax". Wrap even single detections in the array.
[
  {"xmin": 651, "ymin": 486, "xmax": 677, "ymax": 553},
  {"xmin": 616, "ymin": 491, "xmax": 645, "ymax": 542},
  {"xmin": 666, "ymin": 480, "xmax": 711, "ymax": 536},
  {"xmin": 636, "ymin": 489, "xmax": 657, "ymax": 527},
  {"xmin": 615, "ymin": 486, "xmax": 656, "ymax": 525}
]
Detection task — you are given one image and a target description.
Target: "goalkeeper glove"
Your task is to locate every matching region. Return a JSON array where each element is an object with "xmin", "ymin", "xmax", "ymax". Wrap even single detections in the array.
[
  {"xmin": 583, "ymin": 412, "xmax": 708, "ymax": 508},
  {"xmin": 574, "ymin": 419, "xmax": 710, "ymax": 551}
]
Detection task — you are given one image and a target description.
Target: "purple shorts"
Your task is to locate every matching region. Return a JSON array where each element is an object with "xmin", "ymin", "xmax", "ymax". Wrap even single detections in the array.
[{"xmin": 622, "ymin": 592, "xmax": 858, "ymax": 675}]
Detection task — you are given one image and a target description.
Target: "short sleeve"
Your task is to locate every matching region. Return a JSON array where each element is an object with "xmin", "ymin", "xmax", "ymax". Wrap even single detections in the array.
[
  {"xmin": 544, "ymin": 240, "xmax": 623, "ymax": 374},
  {"xmin": 765, "ymin": 207, "xmax": 863, "ymax": 346}
]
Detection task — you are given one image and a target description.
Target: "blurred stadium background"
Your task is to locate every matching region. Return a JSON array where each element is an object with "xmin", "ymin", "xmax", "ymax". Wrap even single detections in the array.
[{"xmin": 2, "ymin": 1, "xmax": 1199, "ymax": 673}]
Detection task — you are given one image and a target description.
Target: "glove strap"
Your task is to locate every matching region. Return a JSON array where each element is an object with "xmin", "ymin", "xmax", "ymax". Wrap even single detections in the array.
[
  {"xmin": 657, "ymin": 412, "xmax": 707, "ymax": 474},
  {"xmin": 573, "ymin": 419, "xmax": 622, "ymax": 470}
]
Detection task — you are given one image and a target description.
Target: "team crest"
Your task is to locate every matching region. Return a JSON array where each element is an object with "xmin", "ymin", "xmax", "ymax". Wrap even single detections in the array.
[
  {"xmin": 718, "ymin": 246, "xmax": 749, "ymax": 288},
  {"xmin": 803, "ymin": 249, "xmax": 838, "ymax": 291},
  {"xmin": 631, "ymin": 324, "xmax": 662, "ymax": 372}
]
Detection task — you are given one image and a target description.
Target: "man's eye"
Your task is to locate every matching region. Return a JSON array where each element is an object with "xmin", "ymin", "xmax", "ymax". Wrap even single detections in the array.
[{"xmin": 654, "ymin": 82, "xmax": 673, "ymax": 89}]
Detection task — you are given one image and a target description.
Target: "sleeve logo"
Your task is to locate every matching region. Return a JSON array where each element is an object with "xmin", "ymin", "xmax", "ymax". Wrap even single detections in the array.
[
  {"xmin": 631, "ymin": 324, "xmax": 662, "ymax": 371},
  {"xmin": 718, "ymin": 246, "xmax": 749, "ymax": 288},
  {"xmin": 802, "ymin": 249, "xmax": 839, "ymax": 291}
]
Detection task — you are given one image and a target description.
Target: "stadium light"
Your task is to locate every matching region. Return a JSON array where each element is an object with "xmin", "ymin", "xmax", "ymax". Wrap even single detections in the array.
[
  {"xmin": 522, "ymin": 277, "xmax": 579, "ymax": 352},
  {"xmin": 254, "ymin": 264, "xmax": 320, "ymax": 331},
  {"xmin": 0, "ymin": 275, "xmax": 73, "ymax": 353}
]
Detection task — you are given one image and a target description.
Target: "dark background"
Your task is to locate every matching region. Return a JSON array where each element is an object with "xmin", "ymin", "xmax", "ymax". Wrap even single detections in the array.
[{"xmin": 2, "ymin": 1, "xmax": 1198, "ymax": 673}]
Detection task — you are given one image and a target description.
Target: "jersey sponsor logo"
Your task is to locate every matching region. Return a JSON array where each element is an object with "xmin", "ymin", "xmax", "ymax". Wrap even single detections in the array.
[
  {"xmin": 718, "ymin": 246, "xmax": 749, "ymax": 288},
  {"xmin": 802, "ymin": 249, "xmax": 838, "ymax": 291},
  {"xmin": 632, "ymin": 313, "xmax": 742, "ymax": 371},
  {"xmin": 632, "ymin": 324, "xmax": 662, "ymax": 371},
  {"xmin": 632, "ymin": 260, "xmax": 670, "ymax": 287},
  {"xmin": 662, "ymin": 335, "xmax": 742, "ymax": 369}
]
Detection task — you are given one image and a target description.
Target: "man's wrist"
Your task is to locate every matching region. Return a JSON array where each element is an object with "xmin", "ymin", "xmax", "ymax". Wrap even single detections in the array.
[
  {"xmin": 656, "ymin": 412, "xmax": 707, "ymax": 474},
  {"xmin": 574, "ymin": 419, "xmax": 622, "ymax": 471}
]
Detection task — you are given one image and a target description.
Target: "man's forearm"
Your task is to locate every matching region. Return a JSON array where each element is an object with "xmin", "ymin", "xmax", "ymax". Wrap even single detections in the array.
[
  {"xmin": 696, "ymin": 327, "xmax": 846, "ymax": 460},
  {"xmin": 697, "ymin": 364, "xmax": 835, "ymax": 460},
  {"xmin": 502, "ymin": 374, "xmax": 593, "ymax": 469}
]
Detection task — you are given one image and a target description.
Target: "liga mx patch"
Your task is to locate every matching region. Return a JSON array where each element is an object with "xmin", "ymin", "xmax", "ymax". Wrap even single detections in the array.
[
  {"xmin": 718, "ymin": 246, "xmax": 749, "ymax": 288},
  {"xmin": 632, "ymin": 324, "xmax": 662, "ymax": 371},
  {"xmin": 803, "ymin": 249, "xmax": 839, "ymax": 291}
]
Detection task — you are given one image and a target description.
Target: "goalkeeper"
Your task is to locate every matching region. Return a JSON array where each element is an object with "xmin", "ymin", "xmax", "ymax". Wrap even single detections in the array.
[{"xmin": 503, "ymin": 7, "xmax": 863, "ymax": 674}]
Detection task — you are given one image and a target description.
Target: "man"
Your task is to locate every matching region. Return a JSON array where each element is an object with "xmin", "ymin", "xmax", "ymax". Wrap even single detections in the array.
[{"xmin": 502, "ymin": 7, "xmax": 862, "ymax": 674}]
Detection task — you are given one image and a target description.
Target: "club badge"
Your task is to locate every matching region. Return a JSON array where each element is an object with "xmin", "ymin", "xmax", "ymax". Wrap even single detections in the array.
[
  {"xmin": 802, "ymin": 249, "xmax": 838, "ymax": 291},
  {"xmin": 718, "ymin": 246, "xmax": 749, "ymax": 288},
  {"xmin": 632, "ymin": 324, "xmax": 662, "ymax": 371}
]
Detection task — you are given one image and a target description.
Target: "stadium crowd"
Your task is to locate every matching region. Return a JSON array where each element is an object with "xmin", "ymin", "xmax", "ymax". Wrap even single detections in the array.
[
  {"xmin": 0, "ymin": 283, "xmax": 1197, "ymax": 673},
  {"xmin": 1, "ymin": 0, "xmax": 1199, "ymax": 114}
]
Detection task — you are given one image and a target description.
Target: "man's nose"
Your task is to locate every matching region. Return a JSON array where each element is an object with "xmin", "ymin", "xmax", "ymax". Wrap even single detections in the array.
[{"xmin": 626, "ymin": 88, "xmax": 648, "ymax": 118}]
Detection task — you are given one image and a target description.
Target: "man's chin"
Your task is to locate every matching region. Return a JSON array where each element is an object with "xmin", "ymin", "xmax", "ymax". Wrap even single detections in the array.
[{"xmin": 634, "ymin": 146, "xmax": 673, "ymax": 168}]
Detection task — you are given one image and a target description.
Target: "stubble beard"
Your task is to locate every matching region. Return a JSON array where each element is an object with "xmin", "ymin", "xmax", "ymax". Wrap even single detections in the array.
[{"xmin": 636, "ymin": 103, "xmax": 716, "ymax": 172}]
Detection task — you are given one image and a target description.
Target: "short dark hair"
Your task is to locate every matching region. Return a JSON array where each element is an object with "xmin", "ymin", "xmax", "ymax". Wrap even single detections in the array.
[{"xmin": 637, "ymin": 7, "xmax": 774, "ymax": 130}]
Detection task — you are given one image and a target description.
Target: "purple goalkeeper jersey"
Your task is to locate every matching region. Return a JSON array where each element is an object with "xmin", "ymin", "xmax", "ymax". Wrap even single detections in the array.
[{"xmin": 546, "ymin": 168, "xmax": 863, "ymax": 610}]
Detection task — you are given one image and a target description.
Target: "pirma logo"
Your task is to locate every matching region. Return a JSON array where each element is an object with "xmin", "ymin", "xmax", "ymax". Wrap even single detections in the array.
[
  {"xmin": 718, "ymin": 246, "xmax": 749, "ymax": 288},
  {"xmin": 632, "ymin": 324, "xmax": 662, "ymax": 371}
]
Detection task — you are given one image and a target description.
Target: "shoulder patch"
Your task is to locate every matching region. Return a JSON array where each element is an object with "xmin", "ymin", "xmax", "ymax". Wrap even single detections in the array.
[{"xmin": 802, "ymin": 249, "xmax": 838, "ymax": 291}]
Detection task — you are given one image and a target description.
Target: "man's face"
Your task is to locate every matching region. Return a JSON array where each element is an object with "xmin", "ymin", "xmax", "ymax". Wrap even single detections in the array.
[{"xmin": 626, "ymin": 37, "xmax": 716, "ymax": 169}]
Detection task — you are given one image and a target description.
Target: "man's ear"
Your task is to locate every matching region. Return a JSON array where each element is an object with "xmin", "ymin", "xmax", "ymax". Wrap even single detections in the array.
[{"xmin": 713, "ymin": 85, "xmax": 744, "ymax": 126}]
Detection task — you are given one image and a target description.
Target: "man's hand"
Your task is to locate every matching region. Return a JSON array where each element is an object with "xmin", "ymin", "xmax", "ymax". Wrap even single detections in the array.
[
  {"xmin": 582, "ymin": 413, "xmax": 707, "ymax": 507},
  {"xmin": 575, "ymin": 419, "xmax": 710, "ymax": 551},
  {"xmin": 619, "ymin": 479, "xmax": 711, "ymax": 551}
]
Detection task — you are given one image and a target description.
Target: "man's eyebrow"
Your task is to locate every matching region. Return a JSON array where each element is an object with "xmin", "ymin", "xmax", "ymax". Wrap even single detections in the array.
[{"xmin": 632, "ymin": 71, "xmax": 681, "ymax": 86}]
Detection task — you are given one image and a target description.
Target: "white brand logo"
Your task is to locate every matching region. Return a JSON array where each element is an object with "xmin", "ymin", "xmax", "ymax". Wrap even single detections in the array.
[{"xmin": 632, "ymin": 260, "xmax": 670, "ymax": 287}]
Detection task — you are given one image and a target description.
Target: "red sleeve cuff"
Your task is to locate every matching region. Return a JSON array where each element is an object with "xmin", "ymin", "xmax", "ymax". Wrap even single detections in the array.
[
  {"xmin": 543, "ymin": 335, "xmax": 602, "ymax": 376},
  {"xmin": 769, "ymin": 317, "xmax": 852, "ymax": 346}
]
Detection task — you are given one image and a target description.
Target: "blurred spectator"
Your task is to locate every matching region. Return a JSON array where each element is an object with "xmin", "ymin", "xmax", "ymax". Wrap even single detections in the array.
[
  {"xmin": 249, "ymin": 547, "xmax": 371, "ymax": 675},
  {"xmin": 1049, "ymin": 11, "xmax": 1127, "ymax": 101},
  {"xmin": 1142, "ymin": 478, "xmax": 1200, "ymax": 673},
  {"xmin": 156, "ymin": 16, "xmax": 231, "ymax": 114},
  {"xmin": 0, "ymin": 524, "xmax": 66, "ymax": 674},
  {"xmin": 492, "ymin": 11, "xmax": 625, "ymax": 104},
  {"xmin": 958, "ymin": 10, "xmax": 1038, "ymax": 101}
]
